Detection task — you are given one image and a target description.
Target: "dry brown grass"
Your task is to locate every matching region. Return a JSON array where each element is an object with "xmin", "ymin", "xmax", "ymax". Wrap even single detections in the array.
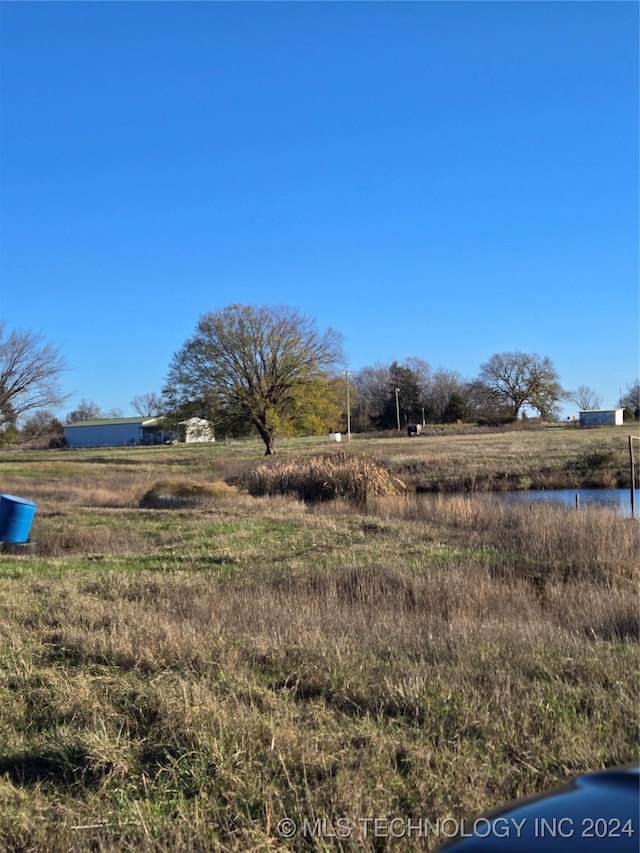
[
  {"xmin": 379, "ymin": 425, "xmax": 633, "ymax": 491},
  {"xmin": 0, "ymin": 437, "xmax": 637, "ymax": 851},
  {"xmin": 0, "ymin": 545, "xmax": 637, "ymax": 851},
  {"xmin": 366, "ymin": 493, "xmax": 639, "ymax": 583}
]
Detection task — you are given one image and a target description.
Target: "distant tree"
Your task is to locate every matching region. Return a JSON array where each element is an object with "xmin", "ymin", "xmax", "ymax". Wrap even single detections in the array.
[
  {"xmin": 425, "ymin": 368, "xmax": 468, "ymax": 423},
  {"xmin": 392, "ymin": 361, "xmax": 424, "ymax": 428},
  {"xmin": 164, "ymin": 304, "xmax": 344, "ymax": 454},
  {"xmin": 352, "ymin": 364, "xmax": 390, "ymax": 432},
  {"xmin": 0, "ymin": 324, "xmax": 67, "ymax": 429},
  {"xmin": 0, "ymin": 424, "xmax": 19, "ymax": 446},
  {"xmin": 20, "ymin": 410, "xmax": 64, "ymax": 446},
  {"xmin": 370, "ymin": 361, "xmax": 425, "ymax": 430},
  {"xmin": 569, "ymin": 385, "xmax": 603, "ymax": 411},
  {"xmin": 65, "ymin": 400, "xmax": 124, "ymax": 423},
  {"xmin": 354, "ymin": 360, "xmax": 430, "ymax": 431},
  {"xmin": 131, "ymin": 392, "xmax": 164, "ymax": 417},
  {"xmin": 404, "ymin": 357, "xmax": 431, "ymax": 398},
  {"xmin": 355, "ymin": 360, "xmax": 470, "ymax": 427},
  {"xmin": 476, "ymin": 352, "xmax": 564, "ymax": 420},
  {"xmin": 466, "ymin": 379, "xmax": 513, "ymax": 423},
  {"xmin": 404, "ymin": 357, "xmax": 434, "ymax": 422},
  {"xmin": 620, "ymin": 380, "xmax": 640, "ymax": 419},
  {"xmin": 529, "ymin": 383, "xmax": 563, "ymax": 421},
  {"xmin": 442, "ymin": 392, "xmax": 471, "ymax": 423},
  {"xmin": 65, "ymin": 399, "xmax": 104, "ymax": 423}
]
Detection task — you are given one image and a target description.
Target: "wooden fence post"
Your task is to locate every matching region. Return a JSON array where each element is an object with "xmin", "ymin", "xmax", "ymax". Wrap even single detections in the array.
[{"xmin": 630, "ymin": 435, "xmax": 637, "ymax": 518}]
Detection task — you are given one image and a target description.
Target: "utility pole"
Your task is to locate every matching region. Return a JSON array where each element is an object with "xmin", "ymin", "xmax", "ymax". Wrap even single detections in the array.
[
  {"xmin": 395, "ymin": 387, "xmax": 401, "ymax": 432},
  {"xmin": 345, "ymin": 370, "xmax": 351, "ymax": 443}
]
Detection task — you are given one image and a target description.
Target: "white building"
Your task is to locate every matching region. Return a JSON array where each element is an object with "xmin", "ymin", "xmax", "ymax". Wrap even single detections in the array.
[{"xmin": 178, "ymin": 417, "xmax": 215, "ymax": 443}]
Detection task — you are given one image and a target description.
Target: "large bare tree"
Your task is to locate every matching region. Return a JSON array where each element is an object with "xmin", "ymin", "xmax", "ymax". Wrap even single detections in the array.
[
  {"xmin": 476, "ymin": 351, "xmax": 564, "ymax": 419},
  {"xmin": 164, "ymin": 304, "xmax": 344, "ymax": 454},
  {"xmin": 0, "ymin": 324, "xmax": 67, "ymax": 427}
]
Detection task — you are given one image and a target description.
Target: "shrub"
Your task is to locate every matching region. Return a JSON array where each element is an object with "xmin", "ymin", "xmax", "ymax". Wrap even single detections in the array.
[{"xmin": 140, "ymin": 479, "xmax": 236, "ymax": 508}]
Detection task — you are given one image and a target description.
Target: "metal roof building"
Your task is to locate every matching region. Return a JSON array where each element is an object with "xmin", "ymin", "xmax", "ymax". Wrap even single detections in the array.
[
  {"xmin": 64, "ymin": 417, "xmax": 171, "ymax": 448},
  {"xmin": 579, "ymin": 408, "xmax": 624, "ymax": 427}
]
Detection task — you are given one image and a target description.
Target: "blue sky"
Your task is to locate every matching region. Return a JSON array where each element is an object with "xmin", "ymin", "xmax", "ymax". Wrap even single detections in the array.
[{"xmin": 1, "ymin": 1, "xmax": 637, "ymax": 420}]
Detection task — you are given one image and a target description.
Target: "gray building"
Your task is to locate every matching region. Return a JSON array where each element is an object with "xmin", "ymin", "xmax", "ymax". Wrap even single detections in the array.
[
  {"xmin": 64, "ymin": 417, "xmax": 171, "ymax": 448},
  {"xmin": 579, "ymin": 409, "xmax": 624, "ymax": 427}
]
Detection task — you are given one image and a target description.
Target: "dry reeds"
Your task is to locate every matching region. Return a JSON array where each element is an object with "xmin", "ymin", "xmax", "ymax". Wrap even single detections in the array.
[
  {"xmin": 247, "ymin": 452, "xmax": 405, "ymax": 502},
  {"xmin": 365, "ymin": 493, "xmax": 639, "ymax": 584}
]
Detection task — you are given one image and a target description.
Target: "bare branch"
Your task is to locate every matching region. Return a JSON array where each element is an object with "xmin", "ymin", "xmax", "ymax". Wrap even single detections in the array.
[
  {"xmin": 0, "ymin": 324, "xmax": 68, "ymax": 426},
  {"xmin": 568, "ymin": 385, "xmax": 603, "ymax": 411}
]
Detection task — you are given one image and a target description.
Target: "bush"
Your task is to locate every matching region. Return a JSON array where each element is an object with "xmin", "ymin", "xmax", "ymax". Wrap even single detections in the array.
[
  {"xmin": 476, "ymin": 415, "xmax": 518, "ymax": 427},
  {"xmin": 140, "ymin": 479, "xmax": 236, "ymax": 508}
]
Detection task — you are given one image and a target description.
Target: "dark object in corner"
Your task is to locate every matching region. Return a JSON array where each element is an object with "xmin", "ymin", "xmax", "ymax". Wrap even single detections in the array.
[{"xmin": 436, "ymin": 763, "xmax": 639, "ymax": 851}]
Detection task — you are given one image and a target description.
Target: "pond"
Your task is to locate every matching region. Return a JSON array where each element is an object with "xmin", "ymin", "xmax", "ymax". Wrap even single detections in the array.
[{"xmin": 489, "ymin": 488, "xmax": 638, "ymax": 517}]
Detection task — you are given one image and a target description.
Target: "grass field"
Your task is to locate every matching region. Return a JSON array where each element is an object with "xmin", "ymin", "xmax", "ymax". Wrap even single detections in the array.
[{"xmin": 0, "ymin": 425, "xmax": 638, "ymax": 851}]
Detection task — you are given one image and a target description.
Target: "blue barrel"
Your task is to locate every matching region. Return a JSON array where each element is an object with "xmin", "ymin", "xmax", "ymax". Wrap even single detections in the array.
[{"xmin": 0, "ymin": 494, "xmax": 37, "ymax": 544}]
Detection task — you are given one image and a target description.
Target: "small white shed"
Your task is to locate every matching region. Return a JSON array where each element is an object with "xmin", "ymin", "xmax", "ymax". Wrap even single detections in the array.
[{"xmin": 178, "ymin": 417, "xmax": 215, "ymax": 443}]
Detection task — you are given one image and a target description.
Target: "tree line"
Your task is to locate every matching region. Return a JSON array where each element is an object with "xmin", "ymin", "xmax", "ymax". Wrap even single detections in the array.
[{"xmin": 0, "ymin": 311, "xmax": 638, "ymax": 453}]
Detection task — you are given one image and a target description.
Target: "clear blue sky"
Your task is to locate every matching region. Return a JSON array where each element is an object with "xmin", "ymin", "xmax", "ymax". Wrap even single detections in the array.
[{"xmin": 1, "ymin": 1, "xmax": 637, "ymax": 420}]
